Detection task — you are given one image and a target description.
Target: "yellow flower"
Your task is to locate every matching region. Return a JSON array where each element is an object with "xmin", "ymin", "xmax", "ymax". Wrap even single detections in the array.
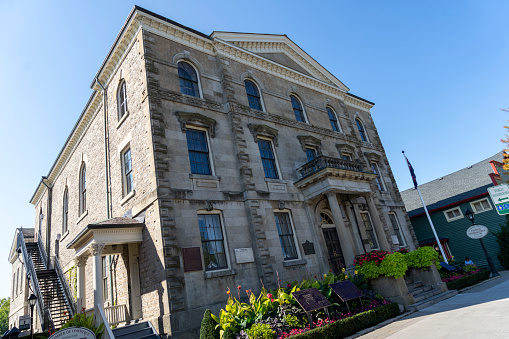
[
  {"xmin": 345, "ymin": 275, "xmax": 349, "ymax": 279},
  {"xmin": 323, "ymin": 274, "xmax": 327, "ymax": 277},
  {"xmin": 342, "ymin": 268, "xmax": 346, "ymax": 273},
  {"xmin": 354, "ymin": 270, "xmax": 358, "ymax": 275}
]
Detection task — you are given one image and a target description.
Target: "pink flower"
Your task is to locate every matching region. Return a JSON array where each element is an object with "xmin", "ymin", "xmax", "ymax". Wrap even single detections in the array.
[{"xmin": 267, "ymin": 293, "xmax": 273, "ymax": 299}]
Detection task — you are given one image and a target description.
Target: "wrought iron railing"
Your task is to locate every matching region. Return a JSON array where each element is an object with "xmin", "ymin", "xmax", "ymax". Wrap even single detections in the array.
[
  {"xmin": 17, "ymin": 231, "xmax": 50, "ymax": 332},
  {"xmin": 295, "ymin": 155, "xmax": 365, "ymax": 180},
  {"xmin": 105, "ymin": 304, "xmax": 130, "ymax": 327},
  {"xmin": 51, "ymin": 256, "xmax": 77, "ymax": 317}
]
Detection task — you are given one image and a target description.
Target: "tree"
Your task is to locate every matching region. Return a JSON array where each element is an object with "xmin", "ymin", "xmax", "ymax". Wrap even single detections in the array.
[
  {"xmin": 0, "ymin": 298, "xmax": 10, "ymax": 334},
  {"xmin": 501, "ymin": 108, "xmax": 509, "ymax": 170},
  {"xmin": 493, "ymin": 219, "xmax": 509, "ymax": 269}
]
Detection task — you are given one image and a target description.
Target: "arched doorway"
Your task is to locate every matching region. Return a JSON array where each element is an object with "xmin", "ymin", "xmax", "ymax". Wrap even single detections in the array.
[{"xmin": 319, "ymin": 211, "xmax": 345, "ymax": 275}]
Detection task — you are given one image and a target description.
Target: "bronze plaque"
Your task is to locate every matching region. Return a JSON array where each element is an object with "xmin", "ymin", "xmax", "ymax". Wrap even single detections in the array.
[
  {"xmin": 292, "ymin": 288, "xmax": 331, "ymax": 312},
  {"xmin": 182, "ymin": 247, "xmax": 203, "ymax": 272},
  {"xmin": 330, "ymin": 281, "xmax": 363, "ymax": 302},
  {"xmin": 302, "ymin": 240, "xmax": 315, "ymax": 255}
]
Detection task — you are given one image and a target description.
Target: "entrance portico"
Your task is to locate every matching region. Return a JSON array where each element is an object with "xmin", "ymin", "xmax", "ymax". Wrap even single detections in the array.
[{"xmin": 66, "ymin": 217, "xmax": 144, "ymax": 323}]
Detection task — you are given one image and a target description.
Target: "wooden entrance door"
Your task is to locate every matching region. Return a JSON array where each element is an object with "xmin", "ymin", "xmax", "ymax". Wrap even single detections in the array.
[{"xmin": 322, "ymin": 227, "xmax": 345, "ymax": 275}]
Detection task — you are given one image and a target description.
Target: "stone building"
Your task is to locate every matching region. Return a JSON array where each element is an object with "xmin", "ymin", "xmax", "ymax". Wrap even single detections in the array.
[{"xmin": 9, "ymin": 6, "xmax": 417, "ymax": 338}]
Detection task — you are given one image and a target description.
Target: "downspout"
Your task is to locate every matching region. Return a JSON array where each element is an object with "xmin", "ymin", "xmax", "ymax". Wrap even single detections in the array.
[
  {"xmin": 348, "ymin": 195, "xmax": 366, "ymax": 254},
  {"xmin": 95, "ymin": 77, "xmax": 114, "ymax": 305},
  {"xmin": 41, "ymin": 177, "xmax": 52, "ymax": 267}
]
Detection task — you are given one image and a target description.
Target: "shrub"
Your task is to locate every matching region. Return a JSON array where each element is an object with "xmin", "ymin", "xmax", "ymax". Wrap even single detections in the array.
[
  {"xmin": 284, "ymin": 314, "xmax": 306, "ymax": 329},
  {"xmin": 405, "ymin": 246, "xmax": 439, "ymax": 269},
  {"xmin": 200, "ymin": 309, "xmax": 219, "ymax": 339},
  {"xmin": 355, "ymin": 252, "xmax": 407, "ymax": 279},
  {"xmin": 378, "ymin": 252, "xmax": 408, "ymax": 279},
  {"xmin": 223, "ymin": 327, "xmax": 237, "ymax": 339},
  {"xmin": 246, "ymin": 323, "xmax": 275, "ymax": 339},
  {"xmin": 59, "ymin": 313, "xmax": 104, "ymax": 339},
  {"xmin": 285, "ymin": 303, "xmax": 400, "ymax": 339},
  {"xmin": 445, "ymin": 270, "xmax": 490, "ymax": 290},
  {"xmin": 493, "ymin": 220, "xmax": 509, "ymax": 269}
]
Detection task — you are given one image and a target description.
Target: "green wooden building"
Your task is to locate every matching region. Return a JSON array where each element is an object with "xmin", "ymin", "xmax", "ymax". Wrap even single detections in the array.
[{"xmin": 400, "ymin": 152, "xmax": 506, "ymax": 270}]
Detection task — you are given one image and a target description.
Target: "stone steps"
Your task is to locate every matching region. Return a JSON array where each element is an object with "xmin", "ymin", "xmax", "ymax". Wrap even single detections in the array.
[{"xmin": 408, "ymin": 290, "xmax": 458, "ymax": 311}]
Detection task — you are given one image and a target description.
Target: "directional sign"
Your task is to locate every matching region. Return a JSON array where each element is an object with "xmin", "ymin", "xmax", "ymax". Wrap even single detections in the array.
[{"xmin": 488, "ymin": 184, "xmax": 509, "ymax": 215}]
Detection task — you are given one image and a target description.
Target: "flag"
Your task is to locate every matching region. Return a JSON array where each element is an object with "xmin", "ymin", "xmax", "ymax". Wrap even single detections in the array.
[{"xmin": 403, "ymin": 151, "xmax": 418, "ymax": 189}]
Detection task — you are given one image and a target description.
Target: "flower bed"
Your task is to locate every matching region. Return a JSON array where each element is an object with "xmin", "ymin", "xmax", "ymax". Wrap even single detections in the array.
[{"xmin": 443, "ymin": 269, "xmax": 491, "ymax": 290}]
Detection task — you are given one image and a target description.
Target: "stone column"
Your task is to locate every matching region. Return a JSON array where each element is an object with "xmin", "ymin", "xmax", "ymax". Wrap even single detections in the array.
[
  {"xmin": 75, "ymin": 255, "xmax": 88, "ymax": 311},
  {"xmin": 365, "ymin": 195, "xmax": 390, "ymax": 251},
  {"xmin": 91, "ymin": 242, "xmax": 105, "ymax": 323},
  {"xmin": 326, "ymin": 193, "xmax": 356, "ymax": 268}
]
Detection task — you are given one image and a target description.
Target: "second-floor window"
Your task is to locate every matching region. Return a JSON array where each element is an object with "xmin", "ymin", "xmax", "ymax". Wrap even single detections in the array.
[
  {"xmin": 327, "ymin": 107, "xmax": 340, "ymax": 132},
  {"xmin": 244, "ymin": 79, "xmax": 262, "ymax": 110},
  {"xmin": 258, "ymin": 139, "xmax": 279, "ymax": 179},
  {"xmin": 356, "ymin": 118, "xmax": 369, "ymax": 142},
  {"xmin": 186, "ymin": 129, "xmax": 212, "ymax": 175},
  {"xmin": 290, "ymin": 95, "xmax": 305, "ymax": 122},
  {"xmin": 388, "ymin": 212, "xmax": 405, "ymax": 247},
  {"xmin": 117, "ymin": 80, "xmax": 128, "ymax": 120},
  {"xmin": 122, "ymin": 148, "xmax": 133, "ymax": 195},
  {"xmin": 178, "ymin": 61, "xmax": 200, "ymax": 97},
  {"xmin": 79, "ymin": 163, "xmax": 86, "ymax": 215}
]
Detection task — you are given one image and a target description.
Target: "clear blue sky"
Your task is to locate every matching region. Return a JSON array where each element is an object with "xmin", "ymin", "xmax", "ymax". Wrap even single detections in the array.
[{"xmin": 1, "ymin": 0, "xmax": 508, "ymax": 298}]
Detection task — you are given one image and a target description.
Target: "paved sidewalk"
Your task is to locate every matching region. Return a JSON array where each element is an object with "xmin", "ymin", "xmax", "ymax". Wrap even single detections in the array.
[{"xmin": 354, "ymin": 270, "xmax": 509, "ymax": 339}]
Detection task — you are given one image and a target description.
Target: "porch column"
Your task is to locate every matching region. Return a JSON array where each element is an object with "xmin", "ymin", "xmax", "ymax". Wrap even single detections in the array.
[
  {"xmin": 75, "ymin": 255, "xmax": 88, "ymax": 311},
  {"xmin": 326, "ymin": 193, "xmax": 356, "ymax": 268},
  {"xmin": 365, "ymin": 195, "xmax": 391, "ymax": 251},
  {"xmin": 91, "ymin": 242, "xmax": 105, "ymax": 322},
  {"xmin": 128, "ymin": 243, "xmax": 142, "ymax": 320}
]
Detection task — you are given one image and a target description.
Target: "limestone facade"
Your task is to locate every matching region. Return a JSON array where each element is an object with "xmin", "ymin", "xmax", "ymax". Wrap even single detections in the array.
[{"xmin": 10, "ymin": 6, "xmax": 417, "ymax": 337}]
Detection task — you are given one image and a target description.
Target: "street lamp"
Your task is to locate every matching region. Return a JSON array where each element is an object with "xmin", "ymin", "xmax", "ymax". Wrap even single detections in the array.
[
  {"xmin": 464, "ymin": 208, "xmax": 499, "ymax": 277},
  {"xmin": 28, "ymin": 294, "xmax": 37, "ymax": 339}
]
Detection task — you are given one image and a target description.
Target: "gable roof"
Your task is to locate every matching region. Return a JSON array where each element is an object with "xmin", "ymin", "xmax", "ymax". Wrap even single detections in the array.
[{"xmin": 400, "ymin": 151, "xmax": 504, "ymax": 216}]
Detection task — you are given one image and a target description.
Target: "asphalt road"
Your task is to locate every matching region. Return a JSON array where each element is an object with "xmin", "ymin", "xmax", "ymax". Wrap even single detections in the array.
[{"xmin": 354, "ymin": 270, "xmax": 509, "ymax": 339}]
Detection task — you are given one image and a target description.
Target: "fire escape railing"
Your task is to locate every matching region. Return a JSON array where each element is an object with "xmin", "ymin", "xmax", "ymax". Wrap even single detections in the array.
[{"xmin": 50, "ymin": 255, "xmax": 77, "ymax": 316}]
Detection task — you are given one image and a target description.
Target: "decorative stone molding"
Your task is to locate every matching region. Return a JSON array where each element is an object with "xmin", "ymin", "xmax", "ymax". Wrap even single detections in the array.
[
  {"xmin": 286, "ymin": 85, "xmax": 297, "ymax": 97},
  {"xmin": 175, "ymin": 111, "xmax": 217, "ymax": 137},
  {"xmin": 205, "ymin": 200, "xmax": 214, "ymax": 211},
  {"xmin": 75, "ymin": 255, "xmax": 89, "ymax": 267},
  {"xmin": 297, "ymin": 135, "xmax": 322, "ymax": 153},
  {"xmin": 278, "ymin": 200, "xmax": 285, "ymax": 210},
  {"xmin": 336, "ymin": 143, "xmax": 356, "ymax": 156},
  {"xmin": 172, "ymin": 51, "xmax": 205, "ymax": 74},
  {"xmin": 248, "ymin": 124, "xmax": 279, "ymax": 146},
  {"xmin": 90, "ymin": 243, "xmax": 105, "ymax": 256},
  {"xmin": 365, "ymin": 152, "xmax": 382, "ymax": 162}
]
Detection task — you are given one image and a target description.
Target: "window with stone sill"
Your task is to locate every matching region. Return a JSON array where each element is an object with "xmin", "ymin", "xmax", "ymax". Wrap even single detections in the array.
[
  {"xmin": 122, "ymin": 147, "xmax": 133, "ymax": 196},
  {"xmin": 186, "ymin": 128, "xmax": 213, "ymax": 175},
  {"xmin": 117, "ymin": 80, "xmax": 128, "ymax": 120},
  {"xmin": 274, "ymin": 212, "xmax": 299, "ymax": 260},
  {"xmin": 258, "ymin": 139, "xmax": 279, "ymax": 179},
  {"xmin": 178, "ymin": 61, "xmax": 200, "ymax": 98},
  {"xmin": 198, "ymin": 214, "xmax": 228, "ymax": 271},
  {"xmin": 305, "ymin": 147, "xmax": 317, "ymax": 162},
  {"xmin": 360, "ymin": 211, "xmax": 379, "ymax": 250}
]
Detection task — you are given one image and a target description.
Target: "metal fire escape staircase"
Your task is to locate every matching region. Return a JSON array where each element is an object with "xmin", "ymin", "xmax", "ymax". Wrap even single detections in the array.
[{"xmin": 17, "ymin": 231, "xmax": 76, "ymax": 332}]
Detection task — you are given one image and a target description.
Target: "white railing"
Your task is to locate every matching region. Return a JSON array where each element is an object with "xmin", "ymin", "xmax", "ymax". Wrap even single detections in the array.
[
  {"xmin": 105, "ymin": 304, "xmax": 129, "ymax": 327},
  {"xmin": 97, "ymin": 304, "xmax": 115, "ymax": 339}
]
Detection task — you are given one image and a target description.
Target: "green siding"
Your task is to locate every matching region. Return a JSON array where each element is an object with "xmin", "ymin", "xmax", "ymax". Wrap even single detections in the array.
[{"xmin": 410, "ymin": 200, "xmax": 505, "ymax": 270}]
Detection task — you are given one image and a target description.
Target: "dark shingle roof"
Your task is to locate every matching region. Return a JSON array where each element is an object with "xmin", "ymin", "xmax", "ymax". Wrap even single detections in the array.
[{"xmin": 400, "ymin": 152, "xmax": 503, "ymax": 215}]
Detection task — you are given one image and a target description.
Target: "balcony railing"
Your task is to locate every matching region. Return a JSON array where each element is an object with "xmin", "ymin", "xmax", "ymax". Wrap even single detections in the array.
[{"xmin": 296, "ymin": 155, "xmax": 365, "ymax": 180}]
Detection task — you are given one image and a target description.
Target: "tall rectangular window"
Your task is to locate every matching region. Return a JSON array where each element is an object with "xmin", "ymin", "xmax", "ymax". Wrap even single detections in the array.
[
  {"xmin": 186, "ymin": 129, "xmax": 212, "ymax": 175},
  {"xmin": 388, "ymin": 212, "xmax": 405, "ymax": 247},
  {"xmin": 274, "ymin": 212, "xmax": 298, "ymax": 260},
  {"xmin": 371, "ymin": 162, "xmax": 385, "ymax": 191},
  {"xmin": 122, "ymin": 148, "xmax": 133, "ymax": 195},
  {"xmin": 305, "ymin": 148, "xmax": 317, "ymax": 162},
  {"xmin": 102, "ymin": 257, "xmax": 109, "ymax": 302},
  {"xmin": 360, "ymin": 212, "xmax": 379, "ymax": 250},
  {"xmin": 258, "ymin": 139, "xmax": 279, "ymax": 179},
  {"xmin": 198, "ymin": 214, "xmax": 227, "ymax": 271}
]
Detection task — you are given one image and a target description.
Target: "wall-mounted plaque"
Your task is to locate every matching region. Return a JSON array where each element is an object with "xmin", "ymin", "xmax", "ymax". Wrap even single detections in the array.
[
  {"xmin": 182, "ymin": 247, "xmax": 203, "ymax": 272},
  {"xmin": 292, "ymin": 288, "xmax": 331, "ymax": 312},
  {"xmin": 302, "ymin": 240, "xmax": 315, "ymax": 255},
  {"xmin": 235, "ymin": 248, "xmax": 255, "ymax": 263},
  {"xmin": 330, "ymin": 281, "xmax": 363, "ymax": 302}
]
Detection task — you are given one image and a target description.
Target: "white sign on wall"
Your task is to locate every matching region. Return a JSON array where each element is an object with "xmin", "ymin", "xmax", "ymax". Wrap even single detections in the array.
[
  {"xmin": 48, "ymin": 327, "xmax": 96, "ymax": 339},
  {"xmin": 466, "ymin": 225, "xmax": 489, "ymax": 239},
  {"xmin": 235, "ymin": 248, "xmax": 255, "ymax": 264},
  {"xmin": 18, "ymin": 315, "xmax": 30, "ymax": 330}
]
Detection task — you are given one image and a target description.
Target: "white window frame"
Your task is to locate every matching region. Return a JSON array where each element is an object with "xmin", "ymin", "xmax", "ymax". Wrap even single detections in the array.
[
  {"xmin": 197, "ymin": 210, "xmax": 231, "ymax": 272},
  {"xmin": 258, "ymin": 136, "xmax": 282, "ymax": 180},
  {"xmin": 388, "ymin": 212, "xmax": 406, "ymax": 247},
  {"xmin": 371, "ymin": 161, "xmax": 386, "ymax": 191},
  {"xmin": 121, "ymin": 146, "xmax": 134, "ymax": 197},
  {"xmin": 470, "ymin": 198, "xmax": 492, "ymax": 214},
  {"xmin": 360, "ymin": 211, "xmax": 380, "ymax": 250},
  {"xmin": 273, "ymin": 209, "xmax": 301, "ymax": 261},
  {"xmin": 443, "ymin": 207, "xmax": 463, "ymax": 222},
  {"xmin": 117, "ymin": 79, "xmax": 128, "ymax": 120},
  {"xmin": 185, "ymin": 125, "xmax": 216, "ymax": 176}
]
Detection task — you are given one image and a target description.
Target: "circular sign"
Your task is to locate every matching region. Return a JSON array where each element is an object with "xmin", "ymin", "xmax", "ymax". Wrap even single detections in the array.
[
  {"xmin": 49, "ymin": 327, "xmax": 96, "ymax": 339},
  {"xmin": 466, "ymin": 225, "xmax": 489, "ymax": 239}
]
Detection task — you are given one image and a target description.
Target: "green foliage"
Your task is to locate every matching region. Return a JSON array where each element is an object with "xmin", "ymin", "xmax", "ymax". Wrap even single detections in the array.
[
  {"xmin": 59, "ymin": 313, "xmax": 104, "ymax": 339},
  {"xmin": 200, "ymin": 309, "xmax": 219, "ymax": 339},
  {"xmin": 0, "ymin": 298, "xmax": 10, "ymax": 334},
  {"xmin": 355, "ymin": 260, "xmax": 381, "ymax": 279},
  {"xmin": 405, "ymin": 246, "xmax": 439, "ymax": 269},
  {"xmin": 284, "ymin": 314, "xmax": 307, "ymax": 329},
  {"xmin": 378, "ymin": 253, "xmax": 408, "ymax": 279},
  {"xmin": 222, "ymin": 326, "xmax": 236, "ymax": 339},
  {"xmin": 445, "ymin": 270, "xmax": 491, "ymax": 290},
  {"xmin": 493, "ymin": 221, "xmax": 509, "ymax": 269},
  {"xmin": 246, "ymin": 323, "xmax": 275, "ymax": 339},
  {"xmin": 289, "ymin": 303, "xmax": 400, "ymax": 339}
]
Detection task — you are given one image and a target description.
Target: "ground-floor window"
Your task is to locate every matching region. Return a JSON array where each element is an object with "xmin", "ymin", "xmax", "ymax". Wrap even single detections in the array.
[
  {"xmin": 198, "ymin": 214, "xmax": 228, "ymax": 271},
  {"xmin": 360, "ymin": 212, "xmax": 379, "ymax": 250},
  {"xmin": 274, "ymin": 212, "xmax": 299, "ymax": 260}
]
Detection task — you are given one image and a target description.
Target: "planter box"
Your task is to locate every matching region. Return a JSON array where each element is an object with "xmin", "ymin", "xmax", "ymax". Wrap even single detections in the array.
[
  {"xmin": 370, "ymin": 276, "xmax": 415, "ymax": 311},
  {"xmin": 407, "ymin": 264, "xmax": 447, "ymax": 293}
]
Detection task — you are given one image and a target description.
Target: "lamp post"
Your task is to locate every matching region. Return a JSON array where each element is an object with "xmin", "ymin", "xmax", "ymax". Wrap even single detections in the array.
[
  {"xmin": 464, "ymin": 208, "xmax": 500, "ymax": 277},
  {"xmin": 28, "ymin": 294, "xmax": 37, "ymax": 339}
]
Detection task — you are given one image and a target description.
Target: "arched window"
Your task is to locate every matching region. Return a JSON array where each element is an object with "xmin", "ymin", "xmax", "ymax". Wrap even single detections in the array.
[
  {"xmin": 178, "ymin": 61, "xmax": 200, "ymax": 97},
  {"xmin": 244, "ymin": 80, "xmax": 262, "ymax": 111},
  {"xmin": 356, "ymin": 118, "xmax": 368, "ymax": 142},
  {"xmin": 290, "ymin": 95, "xmax": 306, "ymax": 122},
  {"xmin": 327, "ymin": 107, "xmax": 340, "ymax": 132},
  {"xmin": 319, "ymin": 212, "xmax": 334, "ymax": 225},
  {"xmin": 62, "ymin": 187, "xmax": 69, "ymax": 233},
  {"xmin": 79, "ymin": 164, "xmax": 86, "ymax": 215},
  {"xmin": 117, "ymin": 80, "xmax": 127, "ymax": 119}
]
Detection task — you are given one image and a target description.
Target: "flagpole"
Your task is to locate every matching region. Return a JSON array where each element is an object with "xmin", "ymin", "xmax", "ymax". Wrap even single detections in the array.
[{"xmin": 402, "ymin": 151, "xmax": 448, "ymax": 264}]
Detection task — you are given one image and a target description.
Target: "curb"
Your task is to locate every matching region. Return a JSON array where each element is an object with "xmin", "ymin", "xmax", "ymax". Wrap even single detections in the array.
[
  {"xmin": 345, "ymin": 309, "xmax": 416, "ymax": 339},
  {"xmin": 457, "ymin": 274, "xmax": 501, "ymax": 293}
]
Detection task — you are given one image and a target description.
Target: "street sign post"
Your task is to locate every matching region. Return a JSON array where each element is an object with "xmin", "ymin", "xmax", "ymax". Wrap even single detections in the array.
[{"xmin": 487, "ymin": 184, "xmax": 509, "ymax": 215}]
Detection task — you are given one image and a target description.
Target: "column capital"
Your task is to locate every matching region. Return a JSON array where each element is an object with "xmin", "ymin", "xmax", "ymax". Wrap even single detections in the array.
[
  {"xmin": 75, "ymin": 255, "xmax": 89, "ymax": 267},
  {"xmin": 90, "ymin": 243, "xmax": 106, "ymax": 256}
]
